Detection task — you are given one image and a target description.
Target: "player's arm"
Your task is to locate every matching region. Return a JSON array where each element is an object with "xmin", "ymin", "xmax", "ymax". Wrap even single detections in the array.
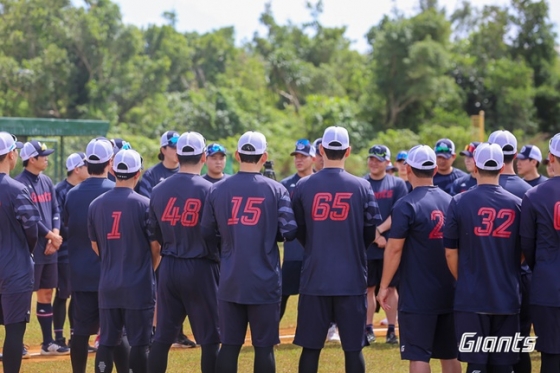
[
  {"xmin": 144, "ymin": 205, "xmax": 162, "ymax": 270},
  {"xmin": 445, "ymin": 249, "xmax": 458, "ymax": 280},
  {"xmin": 290, "ymin": 186, "xmax": 306, "ymax": 246},
  {"xmin": 378, "ymin": 238, "xmax": 405, "ymax": 310},
  {"xmin": 91, "ymin": 241, "xmax": 100, "ymax": 256},
  {"xmin": 277, "ymin": 187, "xmax": 298, "ymax": 242},
  {"xmin": 200, "ymin": 192, "xmax": 219, "ymax": 243},
  {"xmin": 51, "ymin": 183, "xmax": 61, "ymax": 236},
  {"xmin": 150, "ymin": 241, "xmax": 161, "ymax": 271},
  {"xmin": 364, "ymin": 185, "xmax": 382, "ymax": 248},
  {"xmin": 374, "ymin": 216, "xmax": 391, "ymax": 248},
  {"xmin": 14, "ymin": 189, "xmax": 41, "ymax": 253},
  {"xmin": 137, "ymin": 172, "xmax": 153, "ymax": 199},
  {"xmin": 520, "ymin": 196, "xmax": 537, "ymax": 270},
  {"xmin": 443, "ymin": 199, "xmax": 459, "ymax": 280}
]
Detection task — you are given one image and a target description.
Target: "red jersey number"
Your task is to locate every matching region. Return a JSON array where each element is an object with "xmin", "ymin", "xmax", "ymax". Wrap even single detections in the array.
[
  {"xmin": 311, "ymin": 192, "xmax": 352, "ymax": 221},
  {"xmin": 227, "ymin": 197, "xmax": 265, "ymax": 226},
  {"xmin": 554, "ymin": 202, "xmax": 560, "ymax": 230},
  {"xmin": 429, "ymin": 210, "xmax": 444, "ymax": 239},
  {"xmin": 162, "ymin": 197, "xmax": 202, "ymax": 227},
  {"xmin": 107, "ymin": 211, "xmax": 122, "ymax": 240},
  {"xmin": 473, "ymin": 207, "xmax": 515, "ymax": 238}
]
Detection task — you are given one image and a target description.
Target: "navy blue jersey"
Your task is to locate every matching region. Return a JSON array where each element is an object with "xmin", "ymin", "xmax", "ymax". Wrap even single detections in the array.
[
  {"xmin": 201, "ymin": 172, "xmax": 297, "ymax": 304},
  {"xmin": 433, "ymin": 168, "xmax": 467, "ymax": 195},
  {"xmin": 136, "ymin": 162, "xmax": 179, "ymax": 198},
  {"xmin": 15, "ymin": 169, "xmax": 60, "ymax": 264},
  {"xmin": 55, "ymin": 179, "xmax": 74, "ymax": 263},
  {"xmin": 89, "ymin": 188, "xmax": 155, "ymax": 309},
  {"xmin": 405, "ymin": 181, "xmax": 413, "ymax": 193},
  {"xmin": 520, "ymin": 178, "xmax": 560, "ymax": 307},
  {"xmin": 64, "ymin": 178, "xmax": 115, "ymax": 292},
  {"xmin": 444, "ymin": 185, "xmax": 521, "ymax": 314},
  {"xmin": 150, "ymin": 173, "xmax": 218, "ymax": 260},
  {"xmin": 0, "ymin": 174, "xmax": 40, "ymax": 294},
  {"xmin": 291, "ymin": 168, "xmax": 382, "ymax": 296},
  {"xmin": 364, "ymin": 174, "xmax": 408, "ymax": 260},
  {"xmin": 525, "ymin": 175, "xmax": 548, "ymax": 187},
  {"xmin": 389, "ymin": 186, "xmax": 455, "ymax": 314},
  {"xmin": 203, "ymin": 173, "xmax": 230, "ymax": 184},
  {"xmin": 499, "ymin": 174, "xmax": 531, "ymax": 199},
  {"xmin": 280, "ymin": 173, "xmax": 305, "ymax": 261},
  {"xmin": 450, "ymin": 174, "xmax": 477, "ymax": 196}
]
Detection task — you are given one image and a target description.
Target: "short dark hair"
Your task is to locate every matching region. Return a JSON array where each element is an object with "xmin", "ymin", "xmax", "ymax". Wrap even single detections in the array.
[
  {"xmin": 323, "ymin": 148, "xmax": 346, "ymax": 161},
  {"xmin": 114, "ymin": 171, "xmax": 137, "ymax": 180},
  {"xmin": 87, "ymin": 160, "xmax": 110, "ymax": 176},
  {"xmin": 410, "ymin": 167, "xmax": 434, "ymax": 179},
  {"xmin": 23, "ymin": 155, "xmax": 39, "ymax": 168},
  {"xmin": 178, "ymin": 154, "xmax": 202, "ymax": 166},
  {"xmin": 67, "ymin": 170, "xmax": 73, "ymax": 177},
  {"xmin": 0, "ymin": 153, "xmax": 7, "ymax": 163},
  {"xmin": 239, "ymin": 153, "xmax": 263, "ymax": 164},
  {"xmin": 504, "ymin": 154, "xmax": 515, "ymax": 164},
  {"xmin": 535, "ymin": 161, "xmax": 540, "ymax": 168},
  {"xmin": 158, "ymin": 149, "xmax": 164, "ymax": 161},
  {"xmin": 476, "ymin": 167, "xmax": 501, "ymax": 177}
]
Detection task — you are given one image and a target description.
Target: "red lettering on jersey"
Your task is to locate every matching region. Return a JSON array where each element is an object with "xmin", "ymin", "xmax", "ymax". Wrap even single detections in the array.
[
  {"xmin": 162, "ymin": 197, "xmax": 202, "ymax": 227},
  {"xmin": 473, "ymin": 207, "xmax": 515, "ymax": 238},
  {"xmin": 227, "ymin": 197, "xmax": 264, "ymax": 226},
  {"xmin": 429, "ymin": 210, "xmax": 444, "ymax": 239},
  {"xmin": 31, "ymin": 192, "xmax": 52, "ymax": 204},
  {"xmin": 107, "ymin": 211, "xmax": 122, "ymax": 240},
  {"xmin": 374, "ymin": 190, "xmax": 394, "ymax": 200},
  {"xmin": 311, "ymin": 192, "xmax": 352, "ymax": 221},
  {"xmin": 555, "ymin": 202, "xmax": 560, "ymax": 231}
]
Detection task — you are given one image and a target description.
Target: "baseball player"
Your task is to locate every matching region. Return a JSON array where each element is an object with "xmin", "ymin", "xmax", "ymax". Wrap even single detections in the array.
[
  {"xmin": 0, "ymin": 132, "xmax": 40, "ymax": 373},
  {"xmin": 364, "ymin": 144, "xmax": 408, "ymax": 345},
  {"xmin": 449, "ymin": 142, "xmax": 480, "ymax": 196},
  {"xmin": 377, "ymin": 145, "xmax": 460, "ymax": 373},
  {"xmin": 88, "ymin": 149, "xmax": 159, "ymax": 373},
  {"xmin": 203, "ymin": 143, "xmax": 229, "ymax": 184},
  {"xmin": 201, "ymin": 131, "xmax": 297, "ymax": 373},
  {"xmin": 291, "ymin": 126, "xmax": 381, "ymax": 373},
  {"xmin": 15, "ymin": 140, "xmax": 67, "ymax": 355},
  {"xmin": 279, "ymin": 139, "xmax": 315, "ymax": 320},
  {"xmin": 444, "ymin": 142, "xmax": 522, "ymax": 373},
  {"xmin": 108, "ymin": 138, "xmax": 131, "ymax": 182},
  {"xmin": 516, "ymin": 144, "xmax": 548, "ymax": 187},
  {"xmin": 64, "ymin": 138, "xmax": 129, "ymax": 373},
  {"xmin": 520, "ymin": 133, "xmax": 560, "ymax": 373},
  {"xmin": 433, "ymin": 138, "xmax": 467, "ymax": 194},
  {"xmin": 395, "ymin": 151, "xmax": 413, "ymax": 193},
  {"xmin": 53, "ymin": 152, "xmax": 89, "ymax": 349},
  {"xmin": 147, "ymin": 132, "xmax": 220, "ymax": 373}
]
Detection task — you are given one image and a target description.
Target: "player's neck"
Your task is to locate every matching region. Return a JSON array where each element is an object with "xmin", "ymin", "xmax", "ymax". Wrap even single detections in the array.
[
  {"xmin": 239, "ymin": 163, "xmax": 262, "ymax": 173},
  {"xmin": 179, "ymin": 164, "xmax": 203, "ymax": 175},
  {"xmin": 206, "ymin": 170, "xmax": 223, "ymax": 178},
  {"xmin": 477, "ymin": 176, "xmax": 500, "ymax": 186},
  {"xmin": 502, "ymin": 163, "xmax": 516, "ymax": 175},
  {"xmin": 115, "ymin": 179, "xmax": 136, "ymax": 189},
  {"xmin": 369, "ymin": 171, "xmax": 386, "ymax": 181},
  {"xmin": 24, "ymin": 166, "xmax": 41, "ymax": 176},
  {"xmin": 162, "ymin": 158, "xmax": 179, "ymax": 170},
  {"xmin": 297, "ymin": 168, "xmax": 313, "ymax": 178},
  {"xmin": 437, "ymin": 167, "xmax": 452, "ymax": 176},
  {"xmin": 66, "ymin": 174, "xmax": 81, "ymax": 186},
  {"xmin": 0, "ymin": 162, "xmax": 11, "ymax": 175},
  {"xmin": 523, "ymin": 169, "xmax": 540, "ymax": 181},
  {"xmin": 323, "ymin": 159, "xmax": 345, "ymax": 169}
]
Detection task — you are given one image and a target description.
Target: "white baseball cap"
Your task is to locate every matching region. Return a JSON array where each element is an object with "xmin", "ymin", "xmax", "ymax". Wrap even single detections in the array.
[
  {"xmin": 113, "ymin": 149, "xmax": 143, "ymax": 175},
  {"xmin": 66, "ymin": 152, "xmax": 86, "ymax": 171},
  {"xmin": 549, "ymin": 133, "xmax": 560, "ymax": 158},
  {"xmin": 160, "ymin": 131, "xmax": 180, "ymax": 148},
  {"xmin": 322, "ymin": 126, "xmax": 350, "ymax": 150},
  {"xmin": 474, "ymin": 142, "xmax": 504, "ymax": 170},
  {"xmin": 488, "ymin": 130, "xmax": 517, "ymax": 155},
  {"xmin": 405, "ymin": 145, "xmax": 437, "ymax": 170},
  {"xmin": 517, "ymin": 144, "xmax": 542, "ymax": 162},
  {"xmin": 237, "ymin": 131, "xmax": 267, "ymax": 155},
  {"xmin": 177, "ymin": 132, "xmax": 205, "ymax": 156},
  {"xmin": 86, "ymin": 138, "xmax": 114, "ymax": 164},
  {"xmin": 20, "ymin": 140, "xmax": 55, "ymax": 161},
  {"xmin": 0, "ymin": 132, "xmax": 23, "ymax": 156}
]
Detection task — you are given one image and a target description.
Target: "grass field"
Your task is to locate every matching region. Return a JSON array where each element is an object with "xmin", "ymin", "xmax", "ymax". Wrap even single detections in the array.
[{"xmin": 0, "ymin": 292, "xmax": 542, "ymax": 372}]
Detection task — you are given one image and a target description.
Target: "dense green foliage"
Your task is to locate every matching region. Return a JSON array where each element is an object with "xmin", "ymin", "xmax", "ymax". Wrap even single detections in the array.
[{"xmin": 0, "ymin": 0, "xmax": 558, "ymax": 176}]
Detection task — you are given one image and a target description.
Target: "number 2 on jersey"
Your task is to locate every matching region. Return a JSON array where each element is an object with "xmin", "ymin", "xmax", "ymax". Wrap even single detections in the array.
[
  {"xmin": 429, "ymin": 210, "xmax": 444, "ymax": 239},
  {"xmin": 227, "ymin": 197, "xmax": 264, "ymax": 226}
]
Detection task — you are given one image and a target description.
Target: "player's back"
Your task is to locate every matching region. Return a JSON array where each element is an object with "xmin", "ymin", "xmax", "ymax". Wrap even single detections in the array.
[
  {"xmin": 499, "ymin": 174, "xmax": 531, "ymax": 199},
  {"xmin": 202, "ymin": 171, "xmax": 297, "ymax": 304},
  {"xmin": 292, "ymin": 168, "xmax": 380, "ymax": 296},
  {"xmin": 150, "ymin": 173, "xmax": 217, "ymax": 260},
  {"xmin": 447, "ymin": 184, "xmax": 521, "ymax": 314},
  {"xmin": 88, "ymin": 188, "xmax": 154, "ymax": 309}
]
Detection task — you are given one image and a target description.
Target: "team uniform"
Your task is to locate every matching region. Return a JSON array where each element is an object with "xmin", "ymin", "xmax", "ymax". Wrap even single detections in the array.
[
  {"xmin": 201, "ymin": 172, "xmax": 297, "ymax": 347},
  {"xmin": 136, "ymin": 163, "xmax": 179, "ymax": 198},
  {"xmin": 149, "ymin": 173, "xmax": 220, "ymax": 347},
  {"xmin": 280, "ymin": 173, "xmax": 305, "ymax": 298},
  {"xmin": 54, "ymin": 180, "xmax": 74, "ymax": 301},
  {"xmin": 15, "ymin": 170, "xmax": 60, "ymax": 291},
  {"xmin": 202, "ymin": 173, "xmax": 229, "ymax": 184},
  {"xmin": 520, "ymin": 177, "xmax": 560, "ymax": 354},
  {"xmin": 444, "ymin": 185, "xmax": 522, "ymax": 365},
  {"xmin": 449, "ymin": 174, "xmax": 476, "ymax": 195},
  {"xmin": 499, "ymin": 174, "xmax": 531, "ymax": 199},
  {"xmin": 88, "ymin": 188, "xmax": 156, "ymax": 348},
  {"xmin": 64, "ymin": 178, "xmax": 115, "ymax": 337},
  {"xmin": 525, "ymin": 175, "xmax": 548, "ymax": 187},
  {"xmin": 433, "ymin": 168, "xmax": 467, "ymax": 195},
  {"xmin": 364, "ymin": 174, "xmax": 407, "ymax": 287},
  {"xmin": 390, "ymin": 186, "xmax": 457, "ymax": 362},
  {"xmin": 291, "ymin": 168, "xmax": 381, "ymax": 351}
]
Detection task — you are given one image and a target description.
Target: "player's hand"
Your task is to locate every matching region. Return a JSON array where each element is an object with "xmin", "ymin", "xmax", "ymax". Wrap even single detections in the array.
[
  {"xmin": 377, "ymin": 287, "xmax": 391, "ymax": 311},
  {"xmin": 375, "ymin": 235, "xmax": 387, "ymax": 249},
  {"xmin": 49, "ymin": 233, "xmax": 63, "ymax": 248},
  {"xmin": 44, "ymin": 242, "xmax": 57, "ymax": 256}
]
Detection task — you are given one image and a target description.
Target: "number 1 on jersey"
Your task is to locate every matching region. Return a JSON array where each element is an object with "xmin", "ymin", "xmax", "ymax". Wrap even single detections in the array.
[
  {"xmin": 227, "ymin": 197, "xmax": 264, "ymax": 226},
  {"xmin": 107, "ymin": 211, "xmax": 122, "ymax": 240}
]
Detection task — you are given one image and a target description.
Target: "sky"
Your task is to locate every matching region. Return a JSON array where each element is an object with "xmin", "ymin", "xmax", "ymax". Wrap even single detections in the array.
[{"xmin": 109, "ymin": 0, "xmax": 560, "ymax": 52}]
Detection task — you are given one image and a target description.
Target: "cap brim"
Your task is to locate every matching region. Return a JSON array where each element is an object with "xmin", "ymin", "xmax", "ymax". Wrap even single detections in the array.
[
  {"xmin": 207, "ymin": 151, "xmax": 226, "ymax": 156},
  {"xmin": 436, "ymin": 153, "xmax": 452, "ymax": 159},
  {"xmin": 15, "ymin": 141, "xmax": 23, "ymax": 150},
  {"xmin": 368, "ymin": 155, "xmax": 386, "ymax": 162},
  {"xmin": 291, "ymin": 150, "xmax": 312, "ymax": 157},
  {"xmin": 459, "ymin": 151, "xmax": 473, "ymax": 157},
  {"xmin": 39, "ymin": 149, "xmax": 55, "ymax": 156},
  {"xmin": 516, "ymin": 154, "xmax": 529, "ymax": 160}
]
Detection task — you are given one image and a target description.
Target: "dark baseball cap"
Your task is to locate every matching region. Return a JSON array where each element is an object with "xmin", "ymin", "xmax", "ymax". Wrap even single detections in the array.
[
  {"xmin": 517, "ymin": 144, "xmax": 542, "ymax": 162},
  {"xmin": 434, "ymin": 138, "xmax": 456, "ymax": 159},
  {"xmin": 20, "ymin": 140, "xmax": 55, "ymax": 161},
  {"xmin": 206, "ymin": 143, "xmax": 227, "ymax": 157},
  {"xmin": 459, "ymin": 141, "xmax": 481, "ymax": 157},
  {"xmin": 368, "ymin": 145, "xmax": 391, "ymax": 162},
  {"xmin": 290, "ymin": 139, "xmax": 315, "ymax": 157},
  {"xmin": 160, "ymin": 131, "xmax": 180, "ymax": 148},
  {"xmin": 395, "ymin": 150, "xmax": 408, "ymax": 162}
]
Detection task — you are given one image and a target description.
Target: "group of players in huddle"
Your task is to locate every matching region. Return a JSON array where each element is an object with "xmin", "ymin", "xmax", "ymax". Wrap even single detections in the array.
[{"xmin": 0, "ymin": 125, "xmax": 559, "ymax": 373}]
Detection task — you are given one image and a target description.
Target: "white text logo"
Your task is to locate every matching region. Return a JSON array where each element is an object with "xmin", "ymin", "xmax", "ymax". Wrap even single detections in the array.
[{"xmin": 459, "ymin": 332, "xmax": 537, "ymax": 353}]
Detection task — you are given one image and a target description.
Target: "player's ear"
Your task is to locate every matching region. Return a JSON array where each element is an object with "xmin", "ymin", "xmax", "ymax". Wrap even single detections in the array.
[
  {"xmin": 498, "ymin": 164, "xmax": 505, "ymax": 174},
  {"xmin": 200, "ymin": 153, "xmax": 207, "ymax": 164},
  {"xmin": 345, "ymin": 146, "xmax": 352, "ymax": 158},
  {"xmin": 549, "ymin": 153, "xmax": 555, "ymax": 164},
  {"xmin": 260, "ymin": 152, "xmax": 268, "ymax": 164},
  {"xmin": 432, "ymin": 166, "xmax": 438, "ymax": 177},
  {"xmin": 234, "ymin": 151, "xmax": 241, "ymax": 163}
]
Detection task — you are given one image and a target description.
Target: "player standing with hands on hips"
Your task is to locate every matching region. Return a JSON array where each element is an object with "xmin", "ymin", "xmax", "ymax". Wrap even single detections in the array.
[
  {"xmin": 201, "ymin": 131, "xmax": 298, "ymax": 373},
  {"xmin": 291, "ymin": 126, "xmax": 381, "ymax": 373}
]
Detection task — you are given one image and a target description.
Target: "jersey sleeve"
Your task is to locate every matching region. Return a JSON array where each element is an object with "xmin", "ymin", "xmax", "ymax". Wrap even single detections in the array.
[
  {"xmin": 389, "ymin": 200, "xmax": 413, "ymax": 239},
  {"xmin": 290, "ymin": 183, "xmax": 307, "ymax": 246},
  {"xmin": 277, "ymin": 185, "xmax": 297, "ymax": 241},
  {"xmin": 137, "ymin": 172, "xmax": 154, "ymax": 199},
  {"xmin": 200, "ymin": 189, "xmax": 218, "ymax": 241},
  {"xmin": 87, "ymin": 202, "xmax": 98, "ymax": 243},
  {"xmin": 443, "ymin": 198, "xmax": 459, "ymax": 249},
  {"xmin": 394, "ymin": 179, "xmax": 409, "ymax": 201},
  {"xmin": 143, "ymin": 204, "xmax": 156, "ymax": 242},
  {"xmin": 364, "ymin": 185, "xmax": 382, "ymax": 227},
  {"xmin": 520, "ymin": 195, "xmax": 536, "ymax": 269},
  {"xmin": 14, "ymin": 188, "xmax": 41, "ymax": 230},
  {"xmin": 50, "ymin": 182, "xmax": 61, "ymax": 231}
]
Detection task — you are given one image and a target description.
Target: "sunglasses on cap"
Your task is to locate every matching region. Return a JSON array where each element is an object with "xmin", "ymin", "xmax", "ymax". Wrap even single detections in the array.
[
  {"xmin": 464, "ymin": 143, "xmax": 477, "ymax": 154},
  {"xmin": 296, "ymin": 139, "xmax": 311, "ymax": 147},
  {"xmin": 166, "ymin": 135, "xmax": 179, "ymax": 147},
  {"xmin": 8, "ymin": 134, "xmax": 19, "ymax": 152},
  {"xmin": 435, "ymin": 144, "xmax": 451, "ymax": 153},
  {"xmin": 206, "ymin": 143, "xmax": 226, "ymax": 156},
  {"xmin": 369, "ymin": 146, "xmax": 387, "ymax": 158}
]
